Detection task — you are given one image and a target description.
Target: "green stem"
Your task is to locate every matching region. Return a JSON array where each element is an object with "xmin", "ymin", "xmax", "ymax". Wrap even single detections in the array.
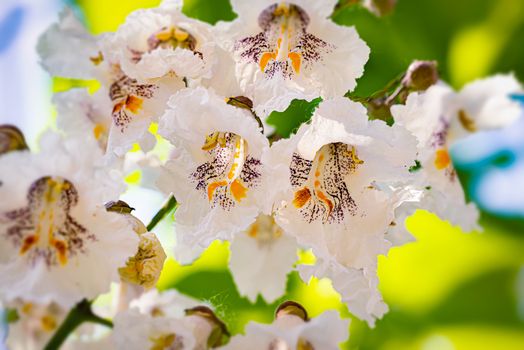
[
  {"xmin": 44, "ymin": 300, "xmax": 112, "ymax": 350},
  {"xmin": 147, "ymin": 195, "xmax": 178, "ymax": 231}
]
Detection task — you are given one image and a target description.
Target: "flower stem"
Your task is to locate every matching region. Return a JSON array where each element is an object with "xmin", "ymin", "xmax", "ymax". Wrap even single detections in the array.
[
  {"xmin": 146, "ymin": 194, "xmax": 178, "ymax": 231},
  {"xmin": 44, "ymin": 299, "xmax": 112, "ymax": 350}
]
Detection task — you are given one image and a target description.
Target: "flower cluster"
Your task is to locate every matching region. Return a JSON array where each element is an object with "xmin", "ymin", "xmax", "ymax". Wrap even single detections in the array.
[{"xmin": 1, "ymin": 0, "xmax": 522, "ymax": 348}]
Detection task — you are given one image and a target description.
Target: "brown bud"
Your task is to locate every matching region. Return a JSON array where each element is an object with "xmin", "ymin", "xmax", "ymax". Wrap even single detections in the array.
[
  {"xmin": 364, "ymin": 0, "xmax": 397, "ymax": 17},
  {"xmin": 402, "ymin": 60, "xmax": 439, "ymax": 91},
  {"xmin": 105, "ymin": 200, "xmax": 135, "ymax": 214},
  {"xmin": 226, "ymin": 96, "xmax": 254, "ymax": 110},
  {"xmin": 185, "ymin": 306, "xmax": 230, "ymax": 347},
  {"xmin": 275, "ymin": 301, "xmax": 309, "ymax": 321},
  {"xmin": 0, "ymin": 125, "xmax": 28, "ymax": 155}
]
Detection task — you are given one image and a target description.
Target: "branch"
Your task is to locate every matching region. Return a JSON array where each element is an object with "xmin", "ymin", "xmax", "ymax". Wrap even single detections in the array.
[
  {"xmin": 146, "ymin": 194, "xmax": 178, "ymax": 231},
  {"xmin": 44, "ymin": 299, "xmax": 112, "ymax": 350}
]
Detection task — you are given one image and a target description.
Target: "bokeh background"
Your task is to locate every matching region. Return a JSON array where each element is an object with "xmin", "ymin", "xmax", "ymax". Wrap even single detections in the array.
[{"xmin": 1, "ymin": 0, "xmax": 524, "ymax": 349}]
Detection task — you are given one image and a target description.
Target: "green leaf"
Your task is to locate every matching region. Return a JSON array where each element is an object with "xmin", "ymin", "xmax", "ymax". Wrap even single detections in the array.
[
  {"xmin": 266, "ymin": 98, "xmax": 322, "ymax": 138},
  {"xmin": 182, "ymin": 0, "xmax": 236, "ymax": 24}
]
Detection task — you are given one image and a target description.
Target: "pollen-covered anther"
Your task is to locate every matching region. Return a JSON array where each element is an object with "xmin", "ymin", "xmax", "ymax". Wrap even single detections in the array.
[
  {"xmin": 148, "ymin": 26, "xmax": 197, "ymax": 53},
  {"xmin": 149, "ymin": 333, "xmax": 178, "ymax": 350},
  {"xmin": 458, "ymin": 109, "xmax": 477, "ymax": 132}
]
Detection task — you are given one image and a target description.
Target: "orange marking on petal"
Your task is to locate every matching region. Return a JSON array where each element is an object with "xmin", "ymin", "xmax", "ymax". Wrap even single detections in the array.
[
  {"xmin": 19, "ymin": 235, "xmax": 38, "ymax": 255},
  {"xmin": 315, "ymin": 171, "xmax": 320, "ymax": 177},
  {"xmin": 112, "ymin": 101, "xmax": 124, "ymax": 114},
  {"xmin": 248, "ymin": 223, "xmax": 259, "ymax": 238},
  {"xmin": 314, "ymin": 180, "xmax": 321, "ymax": 188},
  {"xmin": 318, "ymin": 154, "xmax": 324, "ymax": 162},
  {"xmin": 51, "ymin": 239, "xmax": 68, "ymax": 266},
  {"xmin": 126, "ymin": 95, "xmax": 144, "ymax": 114},
  {"xmin": 207, "ymin": 181, "xmax": 227, "ymax": 201},
  {"xmin": 93, "ymin": 124, "xmax": 105, "ymax": 140},
  {"xmin": 288, "ymin": 52, "xmax": 301, "ymax": 74},
  {"xmin": 434, "ymin": 149, "xmax": 451, "ymax": 170},
  {"xmin": 293, "ymin": 188, "xmax": 311, "ymax": 208},
  {"xmin": 230, "ymin": 179, "xmax": 248, "ymax": 202},
  {"xmin": 316, "ymin": 190, "xmax": 334, "ymax": 216},
  {"xmin": 41, "ymin": 315, "xmax": 57, "ymax": 332},
  {"xmin": 260, "ymin": 52, "xmax": 276, "ymax": 72}
]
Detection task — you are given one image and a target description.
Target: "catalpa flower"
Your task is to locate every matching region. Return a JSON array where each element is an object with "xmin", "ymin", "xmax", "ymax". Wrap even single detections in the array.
[
  {"xmin": 225, "ymin": 301, "xmax": 349, "ymax": 350},
  {"xmin": 223, "ymin": 0, "xmax": 370, "ymax": 115},
  {"xmin": 101, "ymin": 1, "xmax": 216, "ymax": 82},
  {"xmin": 265, "ymin": 97, "xmax": 417, "ymax": 271},
  {"xmin": 390, "ymin": 82, "xmax": 489, "ymax": 233},
  {"xmin": 158, "ymin": 87, "xmax": 270, "ymax": 263},
  {"xmin": 0, "ymin": 132, "xmax": 138, "ymax": 307},
  {"xmin": 105, "ymin": 201, "xmax": 167, "ymax": 290},
  {"xmin": 229, "ymin": 214, "xmax": 298, "ymax": 302},
  {"xmin": 4, "ymin": 300, "xmax": 66, "ymax": 350},
  {"xmin": 113, "ymin": 290, "xmax": 229, "ymax": 350},
  {"xmin": 53, "ymin": 88, "xmax": 112, "ymax": 151},
  {"xmin": 38, "ymin": 9, "xmax": 185, "ymax": 157},
  {"xmin": 448, "ymin": 74, "xmax": 523, "ymax": 141}
]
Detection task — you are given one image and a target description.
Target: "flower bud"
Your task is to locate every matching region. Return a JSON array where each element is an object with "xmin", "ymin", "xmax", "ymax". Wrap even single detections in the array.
[
  {"xmin": 402, "ymin": 60, "xmax": 439, "ymax": 91},
  {"xmin": 363, "ymin": 0, "xmax": 397, "ymax": 17},
  {"xmin": 275, "ymin": 301, "xmax": 309, "ymax": 321},
  {"xmin": 0, "ymin": 125, "xmax": 28, "ymax": 155},
  {"xmin": 185, "ymin": 306, "xmax": 230, "ymax": 347}
]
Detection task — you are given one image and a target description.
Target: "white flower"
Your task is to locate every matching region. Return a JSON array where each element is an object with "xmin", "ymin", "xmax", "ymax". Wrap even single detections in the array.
[
  {"xmin": 100, "ymin": 3, "xmax": 217, "ymax": 82},
  {"xmin": 265, "ymin": 97, "xmax": 417, "ymax": 272},
  {"xmin": 38, "ymin": 9, "xmax": 185, "ymax": 157},
  {"xmin": 157, "ymin": 87, "xmax": 270, "ymax": 264},
  {"xmin": 53, "ymin": 88, "xmax": 112, "ymax": 151},
  {"xmin": 224, "ymin": 302, "xmax": 349, "ymax": 350},
  {"xmin": 391, "ymin": 83, "xmax": 482, "ymax": 233},
  {"xmin": 113, "ymin": 290, "xmax": 228, "ymax": 350},
  {"xmin": 229, "ymin": 214, "xmax": 298, "ymax": 303},
  {"xmin": 37, "ymin": 8, "xmax": 99, "ymax": 79},
  {"xmin": 448, "ymin": 74, "xmax": 523, "ymax": 140},
  {"xmin": 4, "ymin": 300, "xmax": 66, "ymax": 350},
  {"xmin": 222, "ymin": 0, "xmax": 370, "ymax": 116},
  {"xmin": 0, "ymin": 133, "xmax": 138, "ymax": 307}
]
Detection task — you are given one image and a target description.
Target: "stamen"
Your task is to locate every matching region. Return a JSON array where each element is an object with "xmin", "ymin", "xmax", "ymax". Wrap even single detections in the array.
[{"xmin": 458, "ymin": 109, "xmax": 477, "ymax": 132}]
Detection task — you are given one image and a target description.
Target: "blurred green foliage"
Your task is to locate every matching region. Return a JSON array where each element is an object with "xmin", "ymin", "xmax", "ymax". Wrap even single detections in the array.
[{"xmin": 73, "ymin": 0, "xmax": 524, "ymax": 348}]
